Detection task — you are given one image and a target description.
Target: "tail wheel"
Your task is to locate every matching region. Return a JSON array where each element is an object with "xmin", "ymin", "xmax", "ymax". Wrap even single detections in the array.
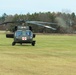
[
  {"xmin": 12, "ymin": 42, "xmax": 16, "ymax": 46},
  {"xmin": 32, "ymin": 41, "xmax": 36, "ymax": 46}
]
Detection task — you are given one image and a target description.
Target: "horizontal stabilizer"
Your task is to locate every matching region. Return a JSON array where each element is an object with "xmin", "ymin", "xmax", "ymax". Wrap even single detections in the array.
[{"xmin": 6, "ymin": 34, "xmax": 14, "ymax": 38}]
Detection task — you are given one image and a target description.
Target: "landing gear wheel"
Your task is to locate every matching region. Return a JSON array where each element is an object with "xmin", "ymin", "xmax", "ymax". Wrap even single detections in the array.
[
  {"xmin": 32, "ymin": 41, "xmax": 36, "ymax": 46},
  {"xmin": 12, "ymin": 42, "xmax": 16, "ymax": 46}
]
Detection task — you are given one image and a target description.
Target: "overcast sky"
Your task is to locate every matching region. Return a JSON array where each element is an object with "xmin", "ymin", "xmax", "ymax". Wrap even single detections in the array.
[{"xmin": 0, "ymin": 0, "xmax": 76, "ymax": 16}]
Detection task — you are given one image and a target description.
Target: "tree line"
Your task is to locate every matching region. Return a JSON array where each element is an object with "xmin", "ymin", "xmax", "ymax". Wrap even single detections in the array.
[{"xmin": 0, "ymin": 12, "xmax": 76, "ymax": 33}]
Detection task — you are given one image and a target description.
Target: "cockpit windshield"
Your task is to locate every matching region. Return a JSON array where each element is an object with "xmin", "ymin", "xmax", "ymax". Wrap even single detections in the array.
[{"xmin": 15, "ymin": 30, "xmax": 32, "ymax": 37}]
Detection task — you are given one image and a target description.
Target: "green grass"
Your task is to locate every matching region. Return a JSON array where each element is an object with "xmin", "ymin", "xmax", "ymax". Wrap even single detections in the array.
[{"xmin": 0, "ymin": 33, "xmax": 76, "ymax": 75}]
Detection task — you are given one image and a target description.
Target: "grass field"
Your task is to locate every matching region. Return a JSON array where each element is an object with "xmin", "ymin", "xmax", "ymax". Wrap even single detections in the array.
[{"xmin": 0, "ymin": 33, "xmax": 76, "ymax": 75}]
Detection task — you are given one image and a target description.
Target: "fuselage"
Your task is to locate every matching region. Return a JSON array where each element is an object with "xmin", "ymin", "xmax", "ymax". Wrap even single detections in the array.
[{"xmin": 14, "ymin": 30, "xmax": 33, "ymax": 43}]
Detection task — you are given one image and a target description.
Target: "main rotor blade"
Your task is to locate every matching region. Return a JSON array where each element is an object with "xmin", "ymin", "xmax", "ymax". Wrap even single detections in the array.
[
  {"xmin": 0, "ymin": 20, "xmax": 56, "ymax": 30},
  {"xmin": 26, "ymin": 21, "xmax": 56, "ymax": 30},
  {"xmin": 26, "ymin": 21, "xmax": 57, "ymax": 25},
  {"xmin": 0, "ymin": 22, "xmax": 14, "ymax": 25},
  {"xmin": 0, "ymin": 20, "xmax": 25, "ymax": 25}
]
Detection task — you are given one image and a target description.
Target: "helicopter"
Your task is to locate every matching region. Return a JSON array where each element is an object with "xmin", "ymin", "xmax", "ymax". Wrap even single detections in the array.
[{"xmin": 0, "ymin": 20, "xmax": 57, "ymax": 46}]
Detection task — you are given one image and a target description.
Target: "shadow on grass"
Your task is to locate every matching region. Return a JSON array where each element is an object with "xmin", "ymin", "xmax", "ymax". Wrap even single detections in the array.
[{"xmin": 0, "ymin": 44, "xmax": 35, "ymax": 47}]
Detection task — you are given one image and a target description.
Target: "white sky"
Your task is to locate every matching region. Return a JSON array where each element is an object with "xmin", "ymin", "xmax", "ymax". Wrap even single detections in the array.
[{"xmin": 0, "ymin": 0, "xmax": 76, "ymax": 16}]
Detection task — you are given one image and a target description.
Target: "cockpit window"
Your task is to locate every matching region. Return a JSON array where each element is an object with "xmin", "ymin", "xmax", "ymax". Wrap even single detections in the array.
[
  {"xmin": 16, "ymin": 30, "xmax": 22, "ymax": 37},
  {"xmin": 26, "ymin": 30, "xmax": 31, "ymax": 36},
  {"xmin": 25, "ymin": 30, "xmax": 33, "ymax": 37}
]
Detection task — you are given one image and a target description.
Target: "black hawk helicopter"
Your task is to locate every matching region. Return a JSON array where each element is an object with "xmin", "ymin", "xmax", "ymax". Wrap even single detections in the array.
[{"xmin": 0, "ymin": 20, "xmax": 57, "ymax": 46}]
